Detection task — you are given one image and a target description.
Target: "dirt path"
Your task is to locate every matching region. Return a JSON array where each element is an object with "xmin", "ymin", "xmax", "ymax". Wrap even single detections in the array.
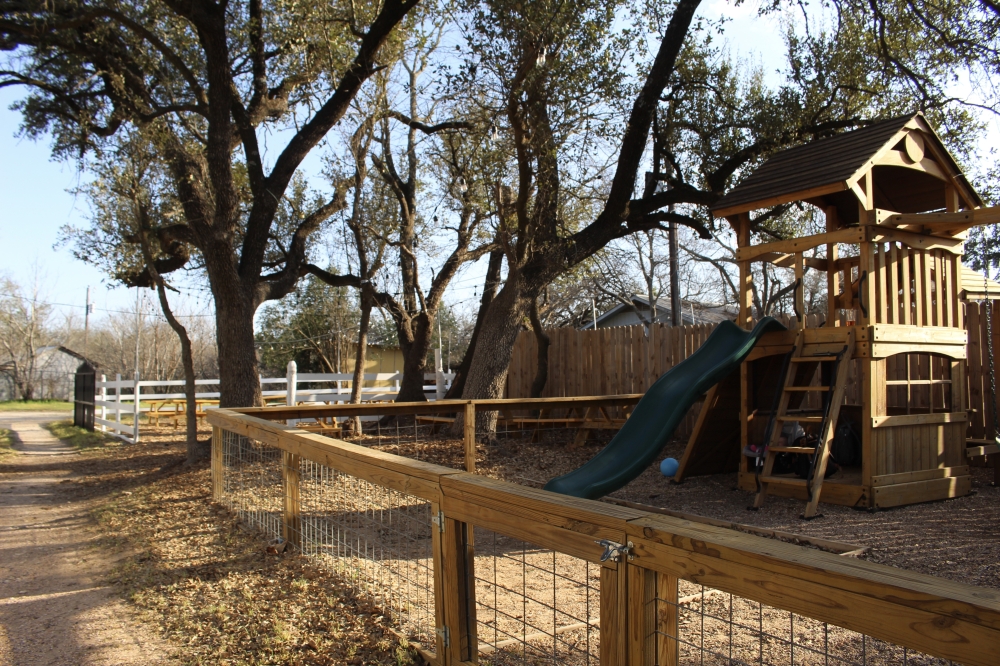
[{"xmin": 0, "ymin": 414, "xmax": 175, "ymax": 666}]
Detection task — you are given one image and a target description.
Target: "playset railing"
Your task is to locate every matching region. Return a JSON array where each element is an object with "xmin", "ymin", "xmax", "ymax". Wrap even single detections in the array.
[{"xmin": 208, "ymin": 401, "xmax": 1000, "ymax": 665}]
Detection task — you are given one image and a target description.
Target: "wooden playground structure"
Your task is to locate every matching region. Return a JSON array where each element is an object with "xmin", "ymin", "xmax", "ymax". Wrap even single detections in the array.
[{"xmin": 678, "ymin": 112, "xmax": 1000, "ymax": 514}]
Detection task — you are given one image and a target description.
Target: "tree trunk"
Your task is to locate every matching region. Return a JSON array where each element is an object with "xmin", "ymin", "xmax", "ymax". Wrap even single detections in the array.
[
  {"xmin": 445, "ymin": 248, "xmax": 503, "ymax": 399},
  {"xmin": 154, "ymin": 281, "xmax": 207, "ymax": 462},
  {"xmin": 208, "ymin": 262, "xmax": 263, "ymax": 408},
  {"xmin": 349, "ymin": 288, "xmax": 373, "ymax": 434},
  {"xmin": 396, "ymin": 314, "xmax": 434, "ymax": 402},
  {"xmin": 459, "ymin": 276, "xmax": 535, "ymax": 431},
  {"xmin": 528, "ymin": 298, "xmax": 550, "ymax": 399}
]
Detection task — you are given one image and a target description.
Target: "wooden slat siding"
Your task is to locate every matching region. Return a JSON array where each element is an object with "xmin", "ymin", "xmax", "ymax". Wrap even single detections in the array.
[
  {"xmin": 888, "ymin": 242, "xmax": 900, "ymax": 324},
  {"xmin": 935, "ymin": 251, "xmax": 945, "ymax": 327},
  {"xmin": 949, "ymin": 256, "xmax": 959, "ymax": 326},
  {"xmin": 641, "ymin": 324, "xmax": 651, "ymax": 393},
  {"xmin": 922, "ymin": 249, "xmax": 933, "ymax": 327},
  {"xmin": 913, "ymin": 250, "xmax": 924, "ymax": 326},
  {"xmin": 901, "ymin": 245, "xmax": 912, "ymax": 325},
  {"xmin": 942, "ymin": 253, "xmax": 952, "ymax": 327},
  {"xmin": 875, "ymin": 242, "xmax": 886, "ymax": 323},
  {"xmin": 949, "ymin": 255, "xmax": 958, "ymax": 326}
]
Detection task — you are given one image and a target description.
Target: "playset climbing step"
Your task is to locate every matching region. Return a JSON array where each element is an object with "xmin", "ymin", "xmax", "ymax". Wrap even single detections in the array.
[{"xmin": 753, "ymin": 327, "xmax": 856, "ymax": 518}]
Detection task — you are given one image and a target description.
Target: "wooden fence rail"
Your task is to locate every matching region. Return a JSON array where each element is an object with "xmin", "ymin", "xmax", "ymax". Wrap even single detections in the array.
[{"xmin": 209, "ymin": 403, "xmax": 1000, "ymax": 666}]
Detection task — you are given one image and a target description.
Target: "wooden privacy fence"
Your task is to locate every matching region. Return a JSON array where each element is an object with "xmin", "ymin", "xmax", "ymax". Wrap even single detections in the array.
[
  {"xmin": 505, "ymin": 318, "xmax": 821, "ymax": 437},
  {"xmin": 965, "ymin": 301, "xmax": 1000, "ymax": 440},
  {"xmin": 209, "ymin": 400, "xmax": 1000, "ymax": 666},
  {"xmin": 513, "ymin": 308, "xmax": 1000, "ymax": 440}
]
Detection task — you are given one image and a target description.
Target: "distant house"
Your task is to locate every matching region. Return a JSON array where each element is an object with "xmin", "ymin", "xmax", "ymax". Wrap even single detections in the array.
[
  {"xmin": 579, "ymin": 295, "xmax": 735, "ymax": 330},
  {"xmin": 960, "ymin": 265, "xmax": 1000, "ymax": 301},
  {"xmin": 0, "ymin": 345, "xmax": 94, "ymax": 401}
]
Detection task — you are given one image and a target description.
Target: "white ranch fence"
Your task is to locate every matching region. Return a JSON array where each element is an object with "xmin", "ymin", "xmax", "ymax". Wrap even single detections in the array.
[{"xmin": 95, "ymin": 354, "xmax": 455, "ymax": 444}]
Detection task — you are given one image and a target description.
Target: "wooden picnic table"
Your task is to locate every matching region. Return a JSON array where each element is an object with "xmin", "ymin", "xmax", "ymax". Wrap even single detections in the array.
[{"xmin": 147, "ymin": 399, "xmax": 220, "ymax": 428}]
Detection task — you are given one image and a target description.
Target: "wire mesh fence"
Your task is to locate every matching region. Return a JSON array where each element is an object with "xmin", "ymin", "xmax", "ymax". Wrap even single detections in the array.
[
  {"xmin": 292, "ymin": 456, "xmax": 437, "ymax": 647},
  {"xmin": 210, "ymin": 405, "xmax": 994, "ymax": 666},
  {"xmin": 473, "ymin": 527, "xmax": 600, "ymax": 665},
  {"xmin": 218, "ymin": 428, "xmax": 437, "ymax": 648},
  {"xmin": 219, "ymin": 429, "xmax": 284, "ymax": 540},
  {"xmin": 294, "ymin": 409, "xmax": 468, "ymax": 469},
  {"xmin": 650, "ymin": 578, "xmax": 958, "ymax": 666}
]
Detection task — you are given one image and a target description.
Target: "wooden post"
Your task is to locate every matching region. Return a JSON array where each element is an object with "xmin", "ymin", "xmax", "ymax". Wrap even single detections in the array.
[
  {"xmin": 863, "ymin": 358, "xmax": 885, "ymax": 499},
  {"xmin": 600, "ymin": 564, "xmax": 626, "ymax": 666},
  {"xmin": 282, "ymin": 450, "xmax": 301, "ymax": 548},
  {"xmin": 627, "ymin": 564, "xmax": 655, "ymax": 666},
  {"xmin": 211, "ymin": 426, "xmax": 223, "ymax": 501},
  {"xmin": 99, "ymin": 374, "xmax": 107, "ymax": 433},
  {"xmin": 286, "ymin": 360, "xmax": 298, "ymax": 426},
  {"xmin": 115, "ymin": 372, "xmax": 122, "ymax": 433},
  {"xmin": 861, "ymin": 181, "xmax": 876, "ymax": 491},
  {"xmin": 464, "ymin": 401, "xmax": 476, "ymax": 473},
  {"xmin": 132, "ymin": 374, "xmax": 141, "ymax": 444},
  {"xmin": 794, "ymin": 252, "xmax": 805, "ymax": 329},
  {"xmin": 735, "ymin": 213, "xmax": 754, "ymax": 458},
  {"xmin": 825, "ymin": 206, "xmax": 840, "ymax": 327},
  {"xmin": 736, "ymin": 213, "xmax": 753, "ymax": 330},
  {"xmin": 624, "ymin": 563, "xmax": 677, "ymax": 666},
  {"xmin": 656, "ymin": 572, "xmax": 679, "ymax": 666},
  {"xmin": 440, "ymin": 516, "xmax": 477, "ymax": 663}
]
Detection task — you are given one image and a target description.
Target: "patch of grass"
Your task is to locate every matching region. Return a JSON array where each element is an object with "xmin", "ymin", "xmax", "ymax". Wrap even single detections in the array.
[
  {"xmin": 0, "ymin": 428, "xmax": 14, "ymax": 456},
  {"xmin": 44, "ymin": 420, "xmax": 118, "ymax": 450},
  {"xmin": 0, "ymin": 399, "xmax": 74, "ymax": 411}
]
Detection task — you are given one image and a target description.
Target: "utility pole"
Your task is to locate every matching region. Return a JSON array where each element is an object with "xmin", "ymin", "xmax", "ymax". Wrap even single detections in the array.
[
  {"xmin": 650, "ymin": 111, "xmax": 683, "ymax": 327},
  {"xmin": 592, "ymin": 298, "xmax": 598, "ymax": 330},
  {"xmin": 134, "ymin": 287, "xmax": 141, "ymax": 378},
  {"xmin": 669, "ymin": 218, "xmax": 682, "ymax": 326},
  {"xmin": 84, "ymin": 286, "xmax": 92, "ymax": 356}
]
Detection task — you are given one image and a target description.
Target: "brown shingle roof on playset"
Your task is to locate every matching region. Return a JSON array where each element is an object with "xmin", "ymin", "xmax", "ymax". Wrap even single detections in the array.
[{"xmin": 711, "ymin": 113, "xmax": 982, "ymax": 219}]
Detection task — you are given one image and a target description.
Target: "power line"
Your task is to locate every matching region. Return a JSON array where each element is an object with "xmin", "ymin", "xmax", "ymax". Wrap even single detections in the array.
[{"xmin": 2, "ymin": 293, "xmax": 215, "ymax": 318}]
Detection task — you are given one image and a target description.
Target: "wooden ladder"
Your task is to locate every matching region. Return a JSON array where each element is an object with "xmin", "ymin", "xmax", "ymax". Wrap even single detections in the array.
[{"xmin": 753, "ymin": 328, "xmax": 855, "ymax": 518}]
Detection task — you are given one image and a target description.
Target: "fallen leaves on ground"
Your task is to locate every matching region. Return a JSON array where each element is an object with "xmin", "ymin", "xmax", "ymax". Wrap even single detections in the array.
[{"xmin": 83, "ymin": 429, "xmax": 419, "ymax": 666}]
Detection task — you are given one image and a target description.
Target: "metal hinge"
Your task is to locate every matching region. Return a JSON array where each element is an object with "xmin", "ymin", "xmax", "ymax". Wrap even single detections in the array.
[
  {"xmin": 431, "ymin": 510, "xmax": 445, "ymax": 533},
  {"xmin": 436, "ymin": 626, "xmax": 450, "ymax": 648},
  {"xmin": 595, "ymin": 539, "xmax": 634, "ymax": 562}
]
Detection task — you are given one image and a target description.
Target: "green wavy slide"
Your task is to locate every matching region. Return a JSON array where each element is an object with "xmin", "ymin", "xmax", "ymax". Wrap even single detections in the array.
[{"xmin": 544, "ymin": 316, "xmax": 787, "ymax": 500}]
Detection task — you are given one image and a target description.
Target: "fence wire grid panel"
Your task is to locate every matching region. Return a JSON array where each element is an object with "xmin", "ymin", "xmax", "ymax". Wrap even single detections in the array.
[
  {"xmin": 218, "ymin": 430, "xmax": 436, "ymax": 649},
  {"xmin": 649, "ymin": 578, "xmax": 960, "ymax": 666},
  {"xmin": 294, "ymin": 457, "xmax": 435, "ymax": 646},
  {"xmin": 294, "ymin": 412, "xmax": 468, "ymax": 469},
  {"xmin": 219, "ymin": 430, "xmax": 284, "ymax": 541},
  {"xmin": 473, "ymin": 526, "xmax": 600, "ymax": 666}
]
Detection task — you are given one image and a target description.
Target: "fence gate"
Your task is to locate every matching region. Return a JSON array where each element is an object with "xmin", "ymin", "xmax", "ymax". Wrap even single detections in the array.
[{"xmin": 73, "ymin": 362, "xmax": 96, "ymax": 431}]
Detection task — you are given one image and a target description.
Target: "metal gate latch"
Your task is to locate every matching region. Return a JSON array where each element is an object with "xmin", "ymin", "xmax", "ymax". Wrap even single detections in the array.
[{"xmin": 595, "ymin": 539, "xmax": 634, "ymax": 562}]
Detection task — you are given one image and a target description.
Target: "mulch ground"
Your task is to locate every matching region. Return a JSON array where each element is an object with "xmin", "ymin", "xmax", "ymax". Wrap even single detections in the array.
[
  {"xmin": 52, "ymin": 426, "xmax": 420, "ymax": 666},
  {"xmin": 351, "ymin": 424, "xmax": 1000, "ymax": 591}
]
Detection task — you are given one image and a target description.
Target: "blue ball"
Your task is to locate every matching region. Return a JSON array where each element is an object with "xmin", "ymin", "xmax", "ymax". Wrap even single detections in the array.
[{"xmin": 660, "ymin": 457, "xmax": 679, "ymax": 477}]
